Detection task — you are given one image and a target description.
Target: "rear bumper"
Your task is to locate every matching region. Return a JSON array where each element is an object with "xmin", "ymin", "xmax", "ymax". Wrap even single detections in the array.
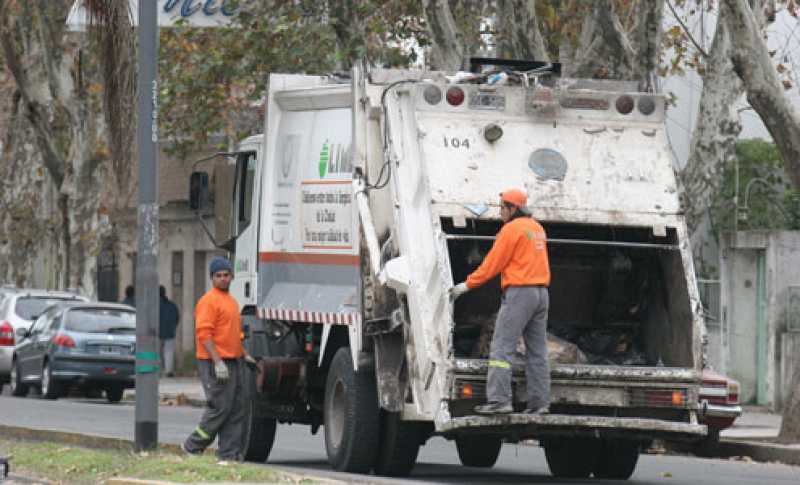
[
  {"xmin": 51, "ymin": 355, "xmax": 135, "ymax": 387},
  {"xmin": 437, "ymin": 412, "xmax": 707, "ymax": 442}
]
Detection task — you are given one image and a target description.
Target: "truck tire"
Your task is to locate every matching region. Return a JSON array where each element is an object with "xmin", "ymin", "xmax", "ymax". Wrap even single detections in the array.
[
  {"xmin": 105, "ymin": 386, "xmax": 124, "ymax": 403},
  {"xmin": 456, "ymin": 435, "xmax": 502, "ymax": 468},
  {"xmin": 593, "ymin": 439, "xmax": 639, "ymax": 479},
  {"xmin": 241, "ymin": 365, "xmax": 277, "ymax": 463},
  {"xmin": 374, "ymin": 411, "xmax": 421, "ymax": 476},
  {"xmin": 324, "ymin": 347, "xmax": 379, "ymax": 473},
  {"xmin": 543, "ymin": 437, "xmax": 597, "ymax": 478},
  {"xmin": 9, "ymin": 358, "xmax": 28, "ymax": 397}
]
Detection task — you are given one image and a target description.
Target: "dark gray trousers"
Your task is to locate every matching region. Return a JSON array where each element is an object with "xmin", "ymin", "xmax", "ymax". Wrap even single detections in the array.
[
  {"xmin": 487, "ymin": 286, "xmax": 550, "ymax": 409},
  {"xmin": 184, "ymin": 359, "xmax": 245, "ymax": 460}
]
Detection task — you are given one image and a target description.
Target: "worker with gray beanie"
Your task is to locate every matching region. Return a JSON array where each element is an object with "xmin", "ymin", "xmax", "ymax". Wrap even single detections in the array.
[{"xmin": 183, "ymin": 255, "xmax": 258, "ymax": 461}]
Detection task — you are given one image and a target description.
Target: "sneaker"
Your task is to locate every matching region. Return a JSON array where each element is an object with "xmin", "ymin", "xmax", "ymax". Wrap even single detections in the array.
[
  {"xmin": 522, "ymin": 405, "xmax": 550, "ymax": 415},
  {"xmin": 474, "ymin": 402, "xmax": 513, "ymax": 415}
]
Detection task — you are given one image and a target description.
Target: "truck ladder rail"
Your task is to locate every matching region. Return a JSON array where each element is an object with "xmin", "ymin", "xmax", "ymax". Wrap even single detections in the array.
[{"xmin": 444, "ymin": 234, "xmax": 678, "ymax": 251}]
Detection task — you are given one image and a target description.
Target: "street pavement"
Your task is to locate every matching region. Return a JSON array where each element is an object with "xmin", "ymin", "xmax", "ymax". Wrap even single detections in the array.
[{"xmin": 1, "ymin": 384, "xmax": 799, "ymax": 484}]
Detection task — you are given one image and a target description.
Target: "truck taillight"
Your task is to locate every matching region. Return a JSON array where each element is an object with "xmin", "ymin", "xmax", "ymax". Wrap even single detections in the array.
[
  {"xmin": 638, "ymin": 96, "xmax": 656, "ymax": 115},
  {"xmin": 461, "ymin": 383, "xmax": 473, "ymax": 399},
  {"xmin": 423, "ymin": 84, "xmax": 442, "ymax": 105},
  {"xmin": 446, "ymin": 86, "xmax": 465, "ymax": 106},
  {"xmin": 616, "ymin": 95, "xmax": 634, "ymax": 114},
  {"xmin": 0, "ymin": 321, "xmax": 13, "ymax": 346},
  {"xmin": 52, "ymin": 334, "xmax": 75, "ymax": 348}
]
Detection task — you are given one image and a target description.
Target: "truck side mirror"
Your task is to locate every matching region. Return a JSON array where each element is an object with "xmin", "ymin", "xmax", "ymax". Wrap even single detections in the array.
[{"xmin": 189, "ymin": 171, "xmax": 210, "ymax": 210}]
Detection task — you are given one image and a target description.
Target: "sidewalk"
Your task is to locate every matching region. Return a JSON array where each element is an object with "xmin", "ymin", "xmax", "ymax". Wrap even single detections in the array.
[{"xmin": 125, "ymin": 377, "xmax": 206, "ymax": 407}]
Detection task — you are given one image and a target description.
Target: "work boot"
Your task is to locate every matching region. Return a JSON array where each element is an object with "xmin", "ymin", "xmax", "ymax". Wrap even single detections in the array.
[
  {"xmin": 474, "ymin": 401, "xmax": 513, "ymax": 415},
  {"xmin": 522, "ymin": 405, "xmax": 550, "ymax": 415}
]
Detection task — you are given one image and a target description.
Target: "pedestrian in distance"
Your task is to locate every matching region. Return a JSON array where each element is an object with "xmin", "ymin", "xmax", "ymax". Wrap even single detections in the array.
[
  {"xmin": 183, "ymin": 256, "xmax": 258, "ymax": 461},
  {"xmin": 159, "ymin": 285, "xmax": 180, "ymax": 378},
  {"xmin": 451, "ymin": 188, "xmax": 551, "ymax": 415},
  {"xmin": 121, "ymin": 285, "xmax": 135, "ymax": 307}
]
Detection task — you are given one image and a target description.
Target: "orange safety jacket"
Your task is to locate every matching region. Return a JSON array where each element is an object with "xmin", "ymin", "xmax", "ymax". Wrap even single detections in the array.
[
  {"xmin": 194, "ymin": 287, "xmax": 244, "ymax": 360},
  {"xmin": 466, "ymin": 216, "xmax": 550, "ymax": 290}
]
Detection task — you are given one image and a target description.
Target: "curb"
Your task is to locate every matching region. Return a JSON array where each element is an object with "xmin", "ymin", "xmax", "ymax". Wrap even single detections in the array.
[
  {"xmin": 0, "ymin": 425, "xmax": 346, "ymax": 485},
  {"xmin": 716, "ymin": 439, "xmax": 800, "ymax": 466}
]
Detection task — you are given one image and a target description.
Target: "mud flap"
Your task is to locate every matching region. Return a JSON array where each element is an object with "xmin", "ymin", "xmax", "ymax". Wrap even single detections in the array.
[{"xmin": 374, "ymin": 330, "xmax": 407, "ymax": 412}]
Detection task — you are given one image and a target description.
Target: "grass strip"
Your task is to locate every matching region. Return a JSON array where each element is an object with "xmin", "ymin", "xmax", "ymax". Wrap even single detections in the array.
[{"xmin": 0, "ymin": 437, "xmax": 293, "ymax": 484}]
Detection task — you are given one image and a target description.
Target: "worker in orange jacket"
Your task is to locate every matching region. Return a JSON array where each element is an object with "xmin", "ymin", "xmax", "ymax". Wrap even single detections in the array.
[
  {"xmin": 451, "ymin": 189, "xmax": 551, "ymax": 415},
  {"xmin": 183, "ymin": 256, "xmax": 257, "ymax": 460}
]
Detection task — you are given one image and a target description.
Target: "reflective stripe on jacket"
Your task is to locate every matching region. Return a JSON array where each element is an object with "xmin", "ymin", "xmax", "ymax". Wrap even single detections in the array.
[{"xmin": 466, "ymin": 216, "xmax": 550, "ymax": 290}]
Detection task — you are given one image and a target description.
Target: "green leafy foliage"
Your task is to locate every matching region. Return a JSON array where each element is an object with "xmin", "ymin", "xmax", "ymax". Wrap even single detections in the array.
[
  {"xmin": 710, "ymin": 139, "xmax": 800, "ymax": 232},
  {"xmin": 158, "ymin": 1, "xmax": 424, "ymax": 159}
]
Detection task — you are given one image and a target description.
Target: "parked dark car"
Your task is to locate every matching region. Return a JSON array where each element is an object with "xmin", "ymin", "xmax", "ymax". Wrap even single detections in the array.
[{"xmin": 10, "ymin": 302, "xmax": 136, "ymax": 403}]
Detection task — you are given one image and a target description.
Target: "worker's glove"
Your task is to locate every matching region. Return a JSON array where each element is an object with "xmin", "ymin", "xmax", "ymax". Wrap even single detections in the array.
[
  {"xmin": 214, "ymin": 360, "xmax": 229, "ymax": 383},
  {"xmin": 449, "ymin": 282, "xmax": 470, "ymax": 300},
  {"xmin": 243, "ymin": 354, "xmax": 259, "ymax": 372}
]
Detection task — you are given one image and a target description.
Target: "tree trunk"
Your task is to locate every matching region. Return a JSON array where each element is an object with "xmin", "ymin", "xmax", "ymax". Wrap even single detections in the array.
[
  {"xmin": 421, "ymin": 0, "xmax": 466, "ymax": 70},
  {"xmin": 723, "ymin": 0, "xmax": 800, "ymax": 188},
  {"xmin": 679, "ymin": 9, "xmax": 743, "ymax": 236},
  {"xmin": 495, "ymin": 0, "xmax": 549, "ymax": 62},
  {"xmin": 0, "ymin": 1, "xmax": 107, "ymax": 296}
]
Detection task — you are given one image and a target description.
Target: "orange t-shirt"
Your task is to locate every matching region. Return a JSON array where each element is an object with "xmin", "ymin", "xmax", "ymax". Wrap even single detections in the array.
[
  {"xmin": 466, "ymin": 216, "xmax": 550, "ymax": 290},
  {"xmin": 194, "ymin": 288, "xmax": 243, "ymax": 360}
]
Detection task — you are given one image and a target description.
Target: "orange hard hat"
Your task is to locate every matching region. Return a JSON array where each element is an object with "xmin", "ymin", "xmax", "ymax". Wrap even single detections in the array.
[{"xmin": 500, "ymin": 189, "xmax": 527, "ymax": 208}]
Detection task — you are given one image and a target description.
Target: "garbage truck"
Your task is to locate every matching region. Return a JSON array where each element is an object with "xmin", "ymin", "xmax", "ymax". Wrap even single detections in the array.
[{"xmin": 189, "ymin": 60, "xmax": 708, "ymax": 479}]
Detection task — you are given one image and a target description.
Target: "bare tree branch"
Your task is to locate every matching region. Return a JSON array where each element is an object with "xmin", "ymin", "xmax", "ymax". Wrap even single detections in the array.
[
  {"xmin": 723, "ymin": 0, "xmax": 800, "ymax": 189},
  {"xmin": 666, "ymin": 0, "xmax": 709, "ymax": 58},
  {"xmin": 0, "ymin": 16, "xmax": 66, "ymax": 186}
]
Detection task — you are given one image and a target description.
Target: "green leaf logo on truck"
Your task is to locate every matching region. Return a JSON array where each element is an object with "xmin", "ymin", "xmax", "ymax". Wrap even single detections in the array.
[{"xmin": 319, "ymin": 140, "xmax": 330, "ymax": 178}]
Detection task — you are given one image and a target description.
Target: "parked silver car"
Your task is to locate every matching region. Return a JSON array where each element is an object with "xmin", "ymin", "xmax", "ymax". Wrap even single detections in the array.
[
  {"xmin": 10, "ymin": 302, "xmax": 136, "ymax": 402},
  {"xmin": 0, "ymin": 290, "xmax": 88, "ymax": 394}
]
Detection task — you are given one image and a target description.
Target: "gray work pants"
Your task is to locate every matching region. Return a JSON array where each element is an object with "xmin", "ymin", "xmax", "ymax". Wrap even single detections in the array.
[
  {"xmin": 487, "ymin": 286, "xmax": 550, "ymax": 409},
  {"xmin": 184, "ymin": 359, "xmax": 245, "ymax": 460}
]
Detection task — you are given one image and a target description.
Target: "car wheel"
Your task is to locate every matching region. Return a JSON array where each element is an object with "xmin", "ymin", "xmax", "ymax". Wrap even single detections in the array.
[
  {"xmin": 105, "ymin": 386, "xmax": 124, "ymax": 403},
  {"xmin": 9, "ymin": 358, "xmax": 29, "ymax": 397},
  {"xmin": 41, "ymin": 362, "xmax": 61, "ymax": 400}
]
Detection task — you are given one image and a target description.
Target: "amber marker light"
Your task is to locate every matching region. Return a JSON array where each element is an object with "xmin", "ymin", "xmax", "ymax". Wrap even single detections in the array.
[
  {"xmin": 462, "ymin": 383, "xmax": 474, "ymax": 399},
  {"xmin": 672, "ymin": 391, "xmax": 684, "ymax": 406}
]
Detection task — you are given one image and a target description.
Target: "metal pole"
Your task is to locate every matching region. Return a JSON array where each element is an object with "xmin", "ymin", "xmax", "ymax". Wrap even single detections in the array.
[{"xmin": 135, "ymin": 0, "xmax": 159, "ymax": 452}]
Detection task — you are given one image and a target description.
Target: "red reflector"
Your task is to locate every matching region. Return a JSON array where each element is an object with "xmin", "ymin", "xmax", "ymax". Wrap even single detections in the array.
[
  {"xmin": 304, "ymin": 342, "xmax": 313, "ymax": 353},
  {"xmin": 52, "ymin": 334, "xmax": 75, "ymax": 348},
  {"xmin": 104, "ymin": 367, "xmax": 117, "ymax": 375},
  {"xmin": 446, "ymin": 87, "xmax": 465, "ymax": 106},
  {"xmin": 0, "ymin": 321, "xmax": 14, "ymax": 346}
]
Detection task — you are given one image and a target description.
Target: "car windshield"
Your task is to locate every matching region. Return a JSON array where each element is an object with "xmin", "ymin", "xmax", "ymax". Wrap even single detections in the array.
[
  {"xmin": 15, "ymin": 297, "xmax": 76, "ymax": 320},
  {"xmin": 65, "ymin": 308, "xmax": 136, "ymax": 334}
]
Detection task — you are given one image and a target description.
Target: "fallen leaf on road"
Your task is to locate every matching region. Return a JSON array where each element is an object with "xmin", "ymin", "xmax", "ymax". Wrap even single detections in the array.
[{"xmin": 661, "ymin": 472, "xmax": 673, "ymax": 478}]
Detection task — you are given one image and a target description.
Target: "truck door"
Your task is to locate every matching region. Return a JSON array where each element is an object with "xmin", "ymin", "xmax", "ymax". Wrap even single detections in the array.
[{"xmin": 230, "ymin": 150, "xmax": 260, "ymax": 306}]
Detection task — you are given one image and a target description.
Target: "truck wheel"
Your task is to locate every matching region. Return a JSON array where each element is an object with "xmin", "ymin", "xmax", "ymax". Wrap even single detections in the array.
[
  {"xmin": 456, "ymin": 435, "xmax": 502, "ymax": 468},
  {"xmin": 241, "ymin": 365, "xmax": 277, "ymax": 463},
  {"xmin": 374, "ymin": 411, "xmax": 421, "ymax": 476},
  {"xmin": 593, "ymin": 439, "xmax": 639, "ymax": 479},
  {"xmin": 543, "ymin": 437, "xmax": 597, "ymax": 478},
  {"xmin": 324, "ymin": 347, "xmax": 379, "ymax": 473},
  {"xmin": 10, "ymin": 358, "xmax": 28, "ymax": 397}
]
